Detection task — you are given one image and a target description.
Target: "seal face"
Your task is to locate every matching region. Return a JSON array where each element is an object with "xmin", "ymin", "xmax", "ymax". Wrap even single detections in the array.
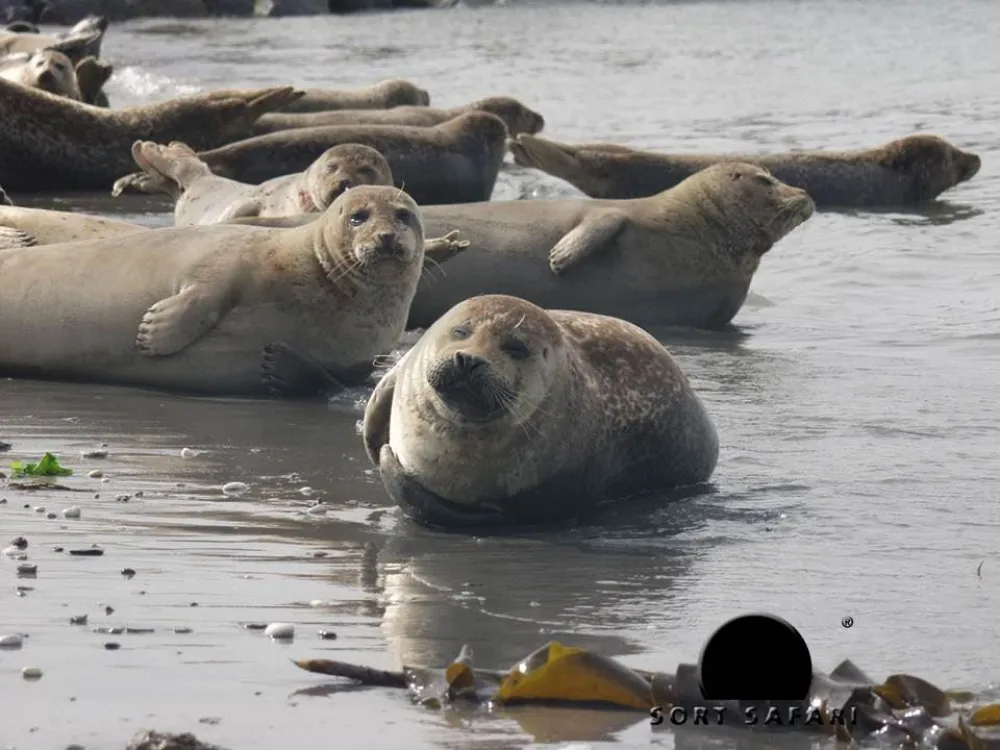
[
  {"xmin": 508, "ymin": 133, "xmax": 982, "ymax": 208},
  {"xmin": 299, "ymin": 143, "xmax": 395, "ymax": 212},
  {"xmin": 0, "ymin": 50, "xmax": 82, "ymax": 100},
  {"xmin": 363, "ymin": 294, "xmax": 720, "ymax": 530}
]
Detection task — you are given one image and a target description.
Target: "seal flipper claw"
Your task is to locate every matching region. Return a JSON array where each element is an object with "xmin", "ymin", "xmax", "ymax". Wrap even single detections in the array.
[
  {"xmin": 0, "ymin": 226, "xmax": 37, "ymax": 249},
  {"xmin": 362, "ymin": 367, "xmax": 398, "ymax": 465},
  {"xmin": 261, "ymin": 341, "xmax": 345, "ymax": 399},
  {"xmin": 548, "ymin": 210, "xmax": 628, "ymax": 276},
  {"xmin": 136, "ymin": 284, "xmax": 233, "ymax": 357},
  {"xmin": 423, "ymin": 230, "xmax": 470, "ymax": 265}
]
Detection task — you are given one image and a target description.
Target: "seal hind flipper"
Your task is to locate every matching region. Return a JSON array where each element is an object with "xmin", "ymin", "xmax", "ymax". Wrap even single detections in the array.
[
  {"xmin": 548, "ymin": 210, "xmax": 628, "ymax": 275},
  {"xmin": 362, "ymin": 367, "xmax": 399, "ymax": 465},
  {"xmin": 508, "ymin": 134, "xmax": 584, "ymax": 175},
  {"xmin": 135, "ymin": 283, "xmax": 237, "ymax": 357},
  {"xmin": 74, "ymin": 56, "xmax": 113, "ymax": 107},
  {"xmin": 423, "ymin": 230, "xmax": 470, "ymax": 266},
  {"xmin": 261, "ymin": 341, "xmax": 345, "ymax": 399},
  {"xmin": 43, "ymin": 29, "xmax": 103, "ymax": 65},
  {"xmin": 110, "ymin": 171, "xmax": 171, "ymax": 199},
  {"xmin": 133, "ymin": 140, "xmax": 213, "ymax": 191},
  {"xmin": 0, "ymin": 226, "xmax": 37, "ymax": 249}
]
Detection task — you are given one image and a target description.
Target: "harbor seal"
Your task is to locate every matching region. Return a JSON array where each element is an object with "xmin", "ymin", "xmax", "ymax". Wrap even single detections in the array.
[
  {"xmin": 360, "ymin": 294, "xmax": 719, "ymax": 529},
  {"xmin": 0, "ymin": 14, "xmax": 107, "ymax": 62},
  {"xmin": 112, "ymin": 112, "xmax": 510, "ymax": 206},
  {"xmin": 117, "ymin": 141, "xmax": 395, "ymax": 225},
  {"xmin": 272, "ymin": 79, "xmax": 430, "ymax": 113},
  {"xmin": 249, "ymin": 96, "xmax": 545, "ymax": 138},
  {"xmin": 508, "ymin": 133, "xmax": 982, "ymax": 208},
  {"xmin": 0, "ymin": 204, "xmax": 148, "ymax": 248},
  {"xmin": 0, "ymin": 185, "xmax": 467, "ymax": 396},
  {"xmin": 0, "ymin": 49, "xmax": 82, "ymax": 100},
  {"xmin": 0, "ymin": 82, "xmax": 302, "ymax": 190}
]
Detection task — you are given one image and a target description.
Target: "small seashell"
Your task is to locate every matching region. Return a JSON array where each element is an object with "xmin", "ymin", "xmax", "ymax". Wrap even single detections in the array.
[
  {"xmin": 222, "ymin": 481, "xmax": 248, "ymax": 496},
  {"xmin": 46, "ymin": 513, "xmax": 56, "ymax": 519},
  {"xmin": 121, "ymin": 568, "xmax": 136, "ymax": 579},
  {"xmin": 88, "ymin": 470, "xmax": 103, "ymax": 479},
  {"xmin": 2, "ymin": 545, "xmax": 26, "ymax": 559},
  {"xmin": 173, "ymin": 626, "xmax": 192, "ymax": 634},
  {"xmin": 16, "ymin": 563, "xmax": 37, "ymax": 576},
  {"xmin": 0, "ymin": 634, "xmax": 24, "ymax": 648},
  {"xmin": 299, "ymin": 487, "xmax": 314, "ymax": 496},
  {"xmin": 81, "ymin": 449, "xmax": 108, "ymax": 459},
  {"xmin": 33, "ymin": 506, "xmax": 45, "ymax": 513},
  {"xmin": 181, "ymin": 447, "xmax": 197, "ymax": 458},
  {"xmin": 70, "ymin": 615, "xmax": 88, "ymax": 626},
  {"xmin": 104, "ymin": 606, "xmax": 114, "ymax": 616},
  {"xmin": 22, "ymin": 666, "xmax": 42, "ymax": 680},
  {"xmin": 264, "ymin": 623, "xmax": 294, "ymax": 639},
  {"xmin": 243, "ymin": 623, "xmax": 267, "ymax": 631},
  {"xmin": 62, "ymin": 506, "xmax": 81, "ymax": 519},
  {"xmin": 318, "ymin": 630, "xmax": 337, "ymax": 640},
  {"xmin": 305, "ymin": 505, "xmax": 326, "ymax": 516},
  {"xmin": 115, "ymin": 494, "xmax": 130, "ymax": 503},
  {"xmin": 308, "ymin": 599, "xmax": 330, "ymax": 608}
]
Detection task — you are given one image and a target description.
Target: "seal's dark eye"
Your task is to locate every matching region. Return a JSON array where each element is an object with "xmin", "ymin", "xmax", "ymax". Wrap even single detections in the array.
[
  {"xmin": 395, "ymin": 209, "xmax": 413, "ymax": 224},
  {"xmin": 451, "ymin": 326, "xmax": 469, "ymax": 339},
  {"xmin": 348, "ymin": 210, "xmax": 369, "ymax": 226},
  {"xmin": 731, "ymin": 171, "xmax": 743, "ymax": 181},
  {"xmin": 502, "ymin": 338, "xmax": 530, "ymax": 360}
]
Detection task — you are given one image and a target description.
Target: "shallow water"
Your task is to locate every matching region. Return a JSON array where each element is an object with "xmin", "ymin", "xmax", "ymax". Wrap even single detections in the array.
[{"xmin": 3, "ymin": 0, "xmax": 1000, "ymax": 748}]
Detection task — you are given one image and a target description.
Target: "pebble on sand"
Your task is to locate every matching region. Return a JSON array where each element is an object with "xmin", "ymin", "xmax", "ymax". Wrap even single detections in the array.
[
  {"xmin": 70, "ymin": 615, "xmax": 88, "ymax": 625},
  {"xmin": 305, "ymin": 505, "xmax": 327, "ymax": 516},
  {"xmin": 10, "ymin": 536, "xmax": 27, "ymax": 550},
  {"xmin": 21, "ymin": 667, "xmax": 42, "ymax": 680},
  {"xmin": 264, "ymin": 623, "xmax": 295, "ymax": 640},
  {"xmin": 181, "ymin": 447, "xmax": 199, "ymax": 458},
  {"xmin": 62, "ymin": 506, "xmax": 82, "ymax": 519},
  {"xmin": 318, "ymin": 630, "xmax": 337, "ymax": 640},
  {"xmin": 88, "ymin": 470, "xmax": 104, "ymax": 479},
  {"xmin": 69, "ymin": 548, "xmax": 104, "ymax": 556},
  {"xmin": 122, "ymin": 568, "xmax": 137, "ymax": 579},
  {"xmin": 33, "ymin": 506, "xmax": 45, "ymax": 513},
  {"xmin": 104, "ymin": 642, "xmax": 121, "ymax": 650},
  {"xmin": 221, "ymin": 482, "xmax": 249, "ymax": 496},
  {"xmin": 81, "ymin": 449, "xmax": 109, "ymax": 459},
  {"xmin": 299, "ymin": 487, "xmax": 315, "ymax": 496},
  {"xmin": 16, "ymin": 563, "xmax": 37, "ymax": 576},
  {"xmin": 0, "ymin": 634, "xmax": 24, "ymax": 648}
]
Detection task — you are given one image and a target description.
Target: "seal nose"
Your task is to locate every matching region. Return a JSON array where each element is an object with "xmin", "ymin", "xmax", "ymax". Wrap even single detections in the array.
[
  {"xmin": 375, "ymin": 231, "xmax": 397, "ymax": 253},
  {"xmin": 37, "ymin": 70, "xmax": 54, "ymax": 87},
  {"xmin": 964, "ymin": 155, "xmax": 982, "ymax": 180},
  {"xmin": 454, "ymin": 351, "xmax": 486, "ymax": 375}
]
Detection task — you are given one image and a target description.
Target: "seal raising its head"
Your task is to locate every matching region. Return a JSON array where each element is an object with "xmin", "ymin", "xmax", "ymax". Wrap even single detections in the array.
[
  {"xmin": 363, "ymin": 294, "xmax": 719, "ymax": 530},
  {"xmin": 0, "ymin": 50, "xmax": 82, "ymax": 100}
]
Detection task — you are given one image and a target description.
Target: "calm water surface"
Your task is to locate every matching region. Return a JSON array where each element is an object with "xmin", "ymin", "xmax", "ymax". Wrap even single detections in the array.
[{"xmin": 2, "ymin": 1, "xmax": 1000, "ymax": 748}]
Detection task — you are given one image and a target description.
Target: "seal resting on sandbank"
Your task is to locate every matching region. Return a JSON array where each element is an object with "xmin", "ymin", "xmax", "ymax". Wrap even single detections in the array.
[
  {"xmin": 508, "ymin": 133, "xmax": 982, "ymax": 208},
  {"xmin": 0, "ymin": 185, "xmax": 467, "ymax": 396},
  {"xmin": 248, "ymin": 96, "xmax": 545, "ymax": 138},
  {"xmin": 111, "ymin": 112, "xmax": 510, "ymax": 206},
  {"xmin": 119, "ymin": 141, "xmax": 395, "ymax": 225},
  {"xmin": 268, "ymin": 79, "xmax": 430, "ymax": 113},
  {"xmin": 361, "ymin": 294, "xmax": 719, "ymax": 529},
  {"xmin": 0, "ymin": 82, "xmax": 303, "ymax": 190},
  {"xmin": 0, "ymin": 204, "xmax": 146, "ymax": 248}
]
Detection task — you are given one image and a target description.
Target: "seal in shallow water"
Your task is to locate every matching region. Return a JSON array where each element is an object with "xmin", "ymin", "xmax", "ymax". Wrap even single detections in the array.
[
  {"xmin": 249, "ymin": 96, "xmax": 545, "ymax": 138},
  {"xmin": 121, "ymin": 141, "xmax": 395, "ymax": 225},
  {"xmin": 112, "ymin": 112, "xmax": 510, "ymax": 206},
  {"xmin": 0, "ymin": 185, "xmax": 467, "ymax": 396},
  {"xmin": 269, "ymin": 79, "xmax": 430, "ymax": 113},
  {"xmin": 360, "ymin": 294, "xmax": 719, "ymax": 529},
  {"xmin": 0, "ymin": 82, "xmax": 301, "ymax": 190},
  {"xmin": 0, "ymin": 49, "xmax": 82, "ymax": 100},
  {"xmin": 508, "ymin": 133, "xmax": 982, "ymax": 208}
]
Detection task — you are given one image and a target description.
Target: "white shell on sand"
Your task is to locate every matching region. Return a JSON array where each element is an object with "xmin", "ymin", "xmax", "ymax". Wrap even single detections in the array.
[
  {"xmin": 221, "ymin": 482, "xmax": 248, "ymax": 496},
  {"xmin": 62, "ymin": 506, "xmax": 82, "ymax": 519},
  {"xmin": 22, "ymin": 666, "xmax": 42, "ymax": 680},
  {"xmin": 264, "ymin": 623, "xmax": 294, "ymax": 639},
  {"xmin": 0, "ymin": 634, "xmax": 24, "ymax": 648}
]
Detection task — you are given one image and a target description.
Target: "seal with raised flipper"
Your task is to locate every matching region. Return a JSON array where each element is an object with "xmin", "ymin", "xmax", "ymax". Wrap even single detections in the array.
[
  {"xmin": 112, "ymin": 112, "xmax": 510, "ymax": 206},
  {"xmin": 0, "ymin": 49, "xmax": 82, "ymax": 100},
  {"xmin": 0, "ymin": 14, "xmax": 107, "ymax": 62},
  {"xmin": 0, "ymin": 81, "xmax": 302, "ymax": 191},
  {"xmin": 120, "ymin": 141, "xmax": 395, "ymax": 226},
  {"xmin": 0, "ymin": 185, "xmax": 469, "ymax": 397},
  {"xmin": 270, "ymin": 79, "xmax": 430, "ymax": 113},
  {"xmin": 249, "ymin": 96, "xmax": 545, "ymax": 138},
  {"xmin": 508, "ymin": 133, "xmax": 982, "ymax": 208},
  {"xmin": 358, "ymin": 293, "xmax": 719, "ymax": 530}
]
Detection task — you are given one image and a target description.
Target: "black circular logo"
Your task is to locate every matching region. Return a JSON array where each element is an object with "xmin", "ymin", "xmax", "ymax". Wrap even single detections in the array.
[{"xmin": 698, "ymin": 613, "xmax": 813, "ymax": 702}]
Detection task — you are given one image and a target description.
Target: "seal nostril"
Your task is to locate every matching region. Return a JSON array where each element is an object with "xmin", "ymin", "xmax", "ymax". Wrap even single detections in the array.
[
  {"xmin": 454, "ymin": 351, "xmax": 470, "ymax": 371},
  {"xmin": 376, "ymin": 231, "xmax": 395, "ymax": 250}
]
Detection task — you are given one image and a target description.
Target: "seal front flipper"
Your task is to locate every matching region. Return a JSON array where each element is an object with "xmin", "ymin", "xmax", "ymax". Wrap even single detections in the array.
[
  {"xmin": 362, "ymin": 366, "xmax": 399, "ymax": 465},
  {"xmin": 261, "ymin": 341, "xmax": 345, "ymax": 399},
  {"xmin": 423, "ymin": 230, "xmax": 470, "ymax": 266},
  {"xmin": 135, "ymin": 282, "xmax": 237, "ymax": 357},
  {"xmin": 548, "ymin": 210, "xmax": 628, "ymax": 276}
]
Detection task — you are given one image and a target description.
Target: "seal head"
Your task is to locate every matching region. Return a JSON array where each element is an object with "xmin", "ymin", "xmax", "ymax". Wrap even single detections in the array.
[
  {"xmin": 469, "ymin": 96, "xmax": 545, "ymax": 137},
  {"xmin": 877, "ymin": 134, "xmax": 981, "ymax": 203},
  {"xmin": 300, "ymin": 144, "xmax": 394, "ymax": 213}
]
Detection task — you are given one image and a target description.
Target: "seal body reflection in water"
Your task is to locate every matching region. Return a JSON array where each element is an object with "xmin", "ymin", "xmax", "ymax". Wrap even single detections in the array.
[
  {"xmin": 509, "ymin": 133, "xmax": 982, "ymax": 208},
  {"xmin": 362, "ymin": 294, "xmax": 719, "ymax": 530},
  {"xmin": 0, "ymin": 186, "xmax": 434, "ymax": 397}
]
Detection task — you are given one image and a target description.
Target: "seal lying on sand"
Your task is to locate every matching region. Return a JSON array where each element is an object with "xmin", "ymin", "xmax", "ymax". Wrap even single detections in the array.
[
  {"xmin": 0, "ymin": 15, "xmax": 107, "ymax": 62},
  {"xmin": 270, "ymin": 79, "xmax": 430, "ymax": 113},
  {"xmin": 359, "ymin": 294, "xmax": 719, "ymax": 529},
  {"xmin": 121, "ymin": 141, "xmax": 395, "ymax": 225},
  {"xmin": 0, "ymin": 49, "xmax": 82, "ymax": 100},
  {"xmin": 508, "ymin": 133, "xmax": 982, "ymax": 208},
  {"xmin": 0, "ymin": 204, "xmax": 148, "ymax": 248},
  {"xmin": 249, "ymin": 96, "xmax": 545, "ymax": 138},
  {"xmin": 112, "ymin": 112, "xmax": 510, "ymax": 206},
  {"xmin": 0, "ymin": 186, "xmax": 468, "ymax": 396},
  {"xmin": 0, "ymin": 82, "xmax": 302, "ymax": 191}
]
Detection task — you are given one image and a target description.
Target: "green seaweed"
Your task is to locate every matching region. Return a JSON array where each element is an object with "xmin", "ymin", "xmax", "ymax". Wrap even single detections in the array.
[{"xmin": 10, "ymin": 452, "xmax": 73, "ymax": 478}]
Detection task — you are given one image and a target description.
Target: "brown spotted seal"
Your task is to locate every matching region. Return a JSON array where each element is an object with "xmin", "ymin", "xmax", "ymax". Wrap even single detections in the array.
[
  {"xmin": 249, "ymin": 96, "xmax": 545, "ymax": 138},
  {"xmin": 0, "ymin": 185, "xmax": 468, "ymax": 396},
  {"xmin": 360, "ymin": 294, "xmax": 719, "ymax": 529},
  {"xmin": 112, "ymin": 112, "xmax": 510, "ymax": 206},
  {"xmin": 270, "ymin": 79, "xmax": 430, "ymax": 114},
  {"xmin": 0, "ymin": 81, "xmax": 302, "ymax": 190},
  {"xmin": 508, "ymin": 133, "xmax": 982, "ymax": 208},
  {"xmin": 118, "ymin": 141, "xmax": 395, "ymax": 225},
  {"xmin": 0, "ymin": 49, "xmax": 82, "ymax": 100}
]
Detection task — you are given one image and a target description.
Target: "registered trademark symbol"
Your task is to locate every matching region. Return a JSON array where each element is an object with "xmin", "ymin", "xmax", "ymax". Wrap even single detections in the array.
[{"xmin": 841, "ymin": 616, "xmax": 854, "ymax": 629}]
